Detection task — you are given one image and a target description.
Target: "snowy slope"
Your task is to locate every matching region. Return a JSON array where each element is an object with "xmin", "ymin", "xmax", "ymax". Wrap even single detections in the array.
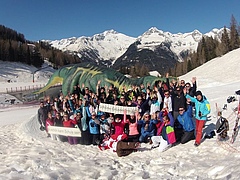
[{"xmin": 180, "ymin": 48, "xmax": 240, "ymax": 88}]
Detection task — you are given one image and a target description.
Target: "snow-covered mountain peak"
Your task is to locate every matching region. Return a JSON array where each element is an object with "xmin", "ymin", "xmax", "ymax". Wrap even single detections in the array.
[
  {"xmin": 136, "ymin": 28, "xmax": 202, "ymax": 60},
  {"xmin": 47, "ymin": 27, "xmax": 226, "ymax": 65},
  {"xmin": 204, "ymin": 28, "xmax": 229, "ymax": 41},
  {"xmin": 143, "ymin": 27, "xmax": 164, "ymax": 36}
]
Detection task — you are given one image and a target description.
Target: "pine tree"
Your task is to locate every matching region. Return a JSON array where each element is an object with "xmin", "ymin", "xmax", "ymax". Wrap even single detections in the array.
[
  {"xmin": 230, "ymin": 15, "xmax": 240, "ymax": 50},
  {"xmin": 187, "ymin": 59, "xmax": 193, "ymax": 72}
]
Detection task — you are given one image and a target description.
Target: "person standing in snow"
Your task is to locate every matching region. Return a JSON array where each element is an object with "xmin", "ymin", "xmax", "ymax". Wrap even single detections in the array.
[
  {"xmin": 62, "ymin": 113, "xmax": 78, "ymax": 145},
  {"xmin": 98, "ymin": 133, "xmax": 140, "ymax": 157},
  {"xmin": 89, "ymin": 111, "xmax": 100, "ymax": 145},
  {"xmin": 38, "ymin": 101, "xmax": 48, "ymax": 131},
  {"xmin": 183, "ymin": 89, "xmax": 211, "ymax": 146}
]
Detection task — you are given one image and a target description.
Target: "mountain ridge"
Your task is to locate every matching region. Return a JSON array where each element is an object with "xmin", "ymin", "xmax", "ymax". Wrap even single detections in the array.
[{"xmin": 45, "ymin": 27, "xmax": 227, "ymax": 74}]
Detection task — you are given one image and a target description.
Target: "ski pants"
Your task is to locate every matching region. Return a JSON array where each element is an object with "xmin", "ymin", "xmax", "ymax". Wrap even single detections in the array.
[
  {"xmin": 116, "ymin": 141, "xmax": 137, "ymax": 157},
  {"xmin": 151, "ymin": 136, "xmax": 171, "ymax": 152},
  {"xmin": 195, "ymin": 119, "xmax": 205, "ymax": 145},
  {"xmin": 181, "ymin": 130, "xmax": 195, "ymax": 144},
  {"xmin": 67, "ymin": 136, "xmax": 78, "ymax": 145}
]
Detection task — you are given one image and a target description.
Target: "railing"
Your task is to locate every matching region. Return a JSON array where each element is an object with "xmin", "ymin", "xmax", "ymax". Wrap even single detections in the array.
[
  {"xmin": 5, "ymin": 84, "xmax": 45, "ymax": 93},
  {"xmin": 5, "ymin": 83, "xmax": 62, "ymax": 93}
]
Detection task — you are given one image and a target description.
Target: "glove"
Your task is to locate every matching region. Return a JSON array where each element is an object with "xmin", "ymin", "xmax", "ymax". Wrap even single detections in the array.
[
  {"xmin": 198, "ymin": 111, "xmax": 202, "ymax": 117},
  {"xmin": 90, "ymin": 123, "xmax": 95, "ymax": 127}
]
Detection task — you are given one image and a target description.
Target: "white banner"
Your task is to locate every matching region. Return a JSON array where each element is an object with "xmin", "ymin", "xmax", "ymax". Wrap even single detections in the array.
[
  {"xmin": 48, "ymin": 126, "xmax": 81, "ymax": 137},
  {"xmin": 99, "ymin": 103, "xmax": 138, "ymax": 115}
]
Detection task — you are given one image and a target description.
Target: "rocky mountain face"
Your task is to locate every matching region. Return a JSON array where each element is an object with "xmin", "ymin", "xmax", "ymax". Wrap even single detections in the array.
[{"xmin": 46, "ymin": 27, "xmax": 225, "ymax": 75}]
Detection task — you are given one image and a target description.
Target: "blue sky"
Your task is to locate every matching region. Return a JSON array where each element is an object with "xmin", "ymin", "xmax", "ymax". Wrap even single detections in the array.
[{"xmin": 0, "ymin": 0, "xmax": 239, "ymax": 41}]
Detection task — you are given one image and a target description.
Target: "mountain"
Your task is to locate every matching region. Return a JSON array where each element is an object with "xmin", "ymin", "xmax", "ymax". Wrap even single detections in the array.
[
  {"xmin": 45, "ymin": 30, "xmax": 136, "ymax": 67},
  {"xmin": 46, "ymin": 27, "xmax": 226, "ymax": 74}
]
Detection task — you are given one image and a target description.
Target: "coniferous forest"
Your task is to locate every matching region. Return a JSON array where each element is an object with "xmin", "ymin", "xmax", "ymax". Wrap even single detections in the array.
[
  {"xmin": 0, "ymin": 25, "xmax": 81, "ymax": 69},
  {"xmin": 172, "ymin": 15, "xmax": 240, "ymax": 77},
  {"xmin": 0, "ymin": 15, "xmax": 239, "ymax": 77}
]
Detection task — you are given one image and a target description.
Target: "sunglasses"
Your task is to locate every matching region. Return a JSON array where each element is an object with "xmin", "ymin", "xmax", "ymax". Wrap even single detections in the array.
[{"xmin": 179, "ymin": 109, "xmax": 184, "ymax": 112}]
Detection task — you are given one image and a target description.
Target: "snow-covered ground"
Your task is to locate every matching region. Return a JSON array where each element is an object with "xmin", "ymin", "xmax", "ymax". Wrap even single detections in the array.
[{"xmin": 0, "ymin": 49, "xmax": 240, "ymax": 179}]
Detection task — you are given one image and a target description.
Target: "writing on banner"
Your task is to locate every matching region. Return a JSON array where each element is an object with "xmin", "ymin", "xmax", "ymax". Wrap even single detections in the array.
[
  {"xmin": 48, "ymin": 126, "xmax": 81, "ymax": 137},
  {"xmin": 99, "ymin": 103, "xmax": 138, "ymax": 115}
]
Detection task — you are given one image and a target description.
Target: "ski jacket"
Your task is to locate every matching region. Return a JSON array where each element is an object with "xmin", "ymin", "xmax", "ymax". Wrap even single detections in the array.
[
  {"xmin": 98, "ymin": 133, "xmax": 128, "ymax": 152},
  {"xmin": 157, "ymin": 111, "xmax": 176, "ymax": 144},
  {"xmin": 185, "ymin": 94, "xmax": 211, "ymax": 120},
  {"xmin": 99, "ymin": 119, "xmax": 110, "ymax": 134},
  {"xmin": 89, "ymin": 118, "xmax": 100, "ymax": 134},
  {"xmin": 149, "ymin": 91, "xmax": 162, "ymax": 115},
  {"xmin": 138, "ymin": 119, "xmax": 158, "ymax": 137},
  {"xmin": 62, "ymin": 119, "xmax": 77, "ymax": 128},
  {"xmin": 45, "ymin": 118, "xmax": 54, "ymax": 133},
  {"xmin": 177, "ymin": 105, "xmax": 195, "ymax": 132},
  {"xmin": 38, "ymin": 106, "xmax": 48, "ymax": 125},
  {"xmin": 112, "ymin": 120, "xmax": 125, "ymax": 137}
]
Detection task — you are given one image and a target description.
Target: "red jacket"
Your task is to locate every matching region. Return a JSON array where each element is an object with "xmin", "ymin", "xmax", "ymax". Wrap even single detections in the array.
[
  {"xmin": 63, "ymin": 119, "xmax": 77, "ymax": 128},
  {"xmin": 46, "ymin": 118, "xmax": 54, "ymax": 132}
]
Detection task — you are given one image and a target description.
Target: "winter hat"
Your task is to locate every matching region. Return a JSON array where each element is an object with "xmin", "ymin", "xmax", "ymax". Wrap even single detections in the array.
[
  {"xmin": 129, "ymin": 111, "xmax": 135, "ymax": 116},
  {"xmin": 144, "ymin": 112, "xmax": 150, "ymax": 116},
  {"xmin": 195, "ymin": 90, "xmax": 202, "ymax": 97}
]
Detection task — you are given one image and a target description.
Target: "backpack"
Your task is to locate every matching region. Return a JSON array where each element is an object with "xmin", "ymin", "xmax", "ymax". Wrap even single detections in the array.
[{"xmin": 216, "ymin": 116, "xmax": 229, "ymax": 135}]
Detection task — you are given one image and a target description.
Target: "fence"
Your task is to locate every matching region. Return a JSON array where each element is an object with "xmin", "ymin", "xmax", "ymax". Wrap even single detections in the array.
[
  {"xmin": 4, "ymin": 83, "xmax": 62, "ymax": 93},
  {"xmin": 5, "ymin": 84, "xmax": 46, "ymax": 93}
]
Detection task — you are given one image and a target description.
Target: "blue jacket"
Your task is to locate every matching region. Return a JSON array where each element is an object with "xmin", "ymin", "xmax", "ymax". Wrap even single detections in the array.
[
  {"xmin": 138, "ymin": 119, "xmax": 158, "ymax": 136},
  {"xmin": 177, "ymin": 105, "xmax": 195, "ymax": 131},
  {"xmin": 186, "ymin": 94, "xmax": 211, "ymax": 120},
  {"xmin": 89, "ymin": 118, "xmax": 100, "ymax": 134}
]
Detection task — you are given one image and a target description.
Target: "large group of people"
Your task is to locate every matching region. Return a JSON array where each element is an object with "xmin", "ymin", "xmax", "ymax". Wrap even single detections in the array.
[{"xmin": 38, "ymin": 74, "xmax": 211, "ymax": 157}]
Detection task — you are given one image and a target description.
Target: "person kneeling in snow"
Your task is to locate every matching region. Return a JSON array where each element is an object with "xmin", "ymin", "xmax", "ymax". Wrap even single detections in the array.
[
  {"xmin": 98, "ymin": 133, "xmax": 140, "ymax": 157},
  {"xmin": 151, "ymin": 108, "xmax": 176, "ymax": 152}
]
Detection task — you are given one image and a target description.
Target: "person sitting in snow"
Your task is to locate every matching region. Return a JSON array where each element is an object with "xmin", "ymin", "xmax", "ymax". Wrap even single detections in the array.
[
  {"xmin": 151, "ymin": 108, "xmax": 176, "ymax": 152},
  {"xmin": 177, "ymin": 105, "xmax": 195, "ymax": 144},
  {"xmin": 98, "ymin": 133, "xmax": 140, "ymax": 157},
  {"xmin": 138, "ymin": 112, "xmax": 158, "ymax": 143}
]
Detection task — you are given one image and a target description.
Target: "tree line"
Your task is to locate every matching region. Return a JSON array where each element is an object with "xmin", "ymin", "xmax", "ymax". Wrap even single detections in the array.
[
  {"xmin": 0, "ymin": 25, "xmax": 81, "ymax": 68},
  {"xmin": 172, "ymin": 15, "xmax": 240, "ymax": 77}
]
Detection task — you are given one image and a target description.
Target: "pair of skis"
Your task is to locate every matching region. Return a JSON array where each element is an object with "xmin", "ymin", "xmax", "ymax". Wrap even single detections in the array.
[{"xmin": 230, "ymin": 100, "xmax": 240, "ymax": 144}]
